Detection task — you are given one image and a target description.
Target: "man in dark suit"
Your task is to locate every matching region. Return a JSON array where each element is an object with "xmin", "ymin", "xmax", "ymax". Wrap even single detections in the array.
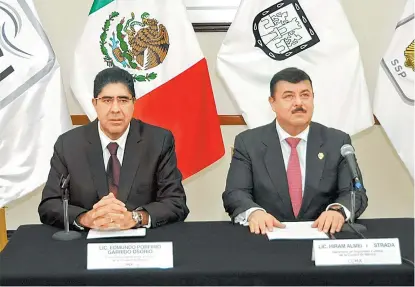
[
  {"xmin": 223, "ymin": 67, "xmax": 368, "ymax": 235},
  {"xmin": 39, "ymin": 67, "xmax": 189, "ymax": 230}
]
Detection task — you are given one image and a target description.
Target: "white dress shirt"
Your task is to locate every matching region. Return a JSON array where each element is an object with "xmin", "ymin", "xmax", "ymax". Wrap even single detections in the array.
[
  {"xmin": 98, "ymin": 122, "xmax": 130, "ymax": 171},
  {"xmin": 235, "ymin": 121, "xmax": 350, "ymax": 225}
]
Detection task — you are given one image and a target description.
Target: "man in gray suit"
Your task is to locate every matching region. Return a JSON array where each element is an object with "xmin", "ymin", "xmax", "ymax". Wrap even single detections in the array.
[
  {"xmin": 223, "ymin": 67, "xmax": 368, "ymax": 235},
  {"xmin": 39, "ymin": 67, "xmax": 189, "ymax": 230}
]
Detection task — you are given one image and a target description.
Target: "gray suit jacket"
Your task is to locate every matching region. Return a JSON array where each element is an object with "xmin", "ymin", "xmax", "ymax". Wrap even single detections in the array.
[
  {"xmin": 39, "ymin": 119, "xmax": 189, "ymax": 228},
  {"xmin": 223, "ymin": 120, "xmax": 368, "ymax": 221}
]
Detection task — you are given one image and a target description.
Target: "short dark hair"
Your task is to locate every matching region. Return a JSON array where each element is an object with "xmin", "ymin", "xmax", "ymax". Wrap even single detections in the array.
[
  {"xmin": 93, "ymin": 67, "xmax": 136, "ymax": 98},
  {"xmin": 269, "ymin": 67, "xmax": 312, "ymax": 97}
]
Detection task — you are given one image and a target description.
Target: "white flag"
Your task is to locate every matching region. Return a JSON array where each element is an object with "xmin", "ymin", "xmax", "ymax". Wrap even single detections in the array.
[
  {"xmin": 0, "ymin": 0, "xmax": 72, "ymax": 207},
  {"xmin": 373, "ymin": 0, "xmax": 414, "ymax": 178},
  {"xmin": 217, "ymin": 0, "xmax": 373, "ymax": 135}
]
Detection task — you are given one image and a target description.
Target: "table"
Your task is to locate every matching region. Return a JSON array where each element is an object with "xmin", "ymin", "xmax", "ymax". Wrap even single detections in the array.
[{"xmin": 0, "ymin": 218, "xmax": 413, "ymax": 285}]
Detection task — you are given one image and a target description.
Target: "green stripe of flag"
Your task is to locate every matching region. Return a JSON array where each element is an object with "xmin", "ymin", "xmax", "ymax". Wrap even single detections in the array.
[{"xmin": 89, "ymin": 0, "xmax": 114, "ymax": 15}]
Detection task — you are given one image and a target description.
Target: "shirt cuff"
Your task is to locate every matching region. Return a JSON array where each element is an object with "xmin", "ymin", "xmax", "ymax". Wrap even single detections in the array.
[
  {"xmin": 73, "ymin": 212, "xmax": 87, "ymax": 231},
  {"xmin": 327, "ymin": 203, "xmax": 351, "ymax": 221},
  {"xmin": 73, "ymin": 219, "xmax": 85, "ymax": 231},
  {"xmin": 143, "ymin": 215, "xmax": 151, "ymax": 228},
  {"xmin": 234, "ymin": 207, "xmax": 265, "ymax": 226}
]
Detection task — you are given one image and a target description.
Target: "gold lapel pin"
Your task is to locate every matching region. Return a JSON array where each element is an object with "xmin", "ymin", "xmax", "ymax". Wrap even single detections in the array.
[{"xmin": 318, "ymin": 152, "xmax": 324, "ymax": 160}]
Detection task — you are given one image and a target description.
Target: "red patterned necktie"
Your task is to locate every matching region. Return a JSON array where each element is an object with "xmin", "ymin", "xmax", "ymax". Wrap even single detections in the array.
[
  {"xmin": 285, "ymin": 137, "xmax": 302, "ymax": 217},
  {"xmin": 107, "ymin": 142, "xmax": 121, "ymax": 197}
]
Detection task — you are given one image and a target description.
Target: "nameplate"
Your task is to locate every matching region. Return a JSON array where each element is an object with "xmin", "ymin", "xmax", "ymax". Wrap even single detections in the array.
[
  {"xmin": 313, "ymin": 238, "xmax": 401, "ymax": 266},
  {"xmin": 87, "ymin": 242, "xmax": 173, "ymax": 269}
]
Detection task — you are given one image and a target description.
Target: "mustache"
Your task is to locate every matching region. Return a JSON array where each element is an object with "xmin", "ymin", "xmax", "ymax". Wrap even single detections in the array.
[{"xmin": 292, "ymin": 107, "xmax": 306, "ymax": 113}]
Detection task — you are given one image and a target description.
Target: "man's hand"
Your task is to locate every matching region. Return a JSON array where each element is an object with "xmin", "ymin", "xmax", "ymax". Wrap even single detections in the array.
[
  {"xmin": 312, "ymin": 209, "xmax": 345, "ymax": 234},
  {"xmin": 91, "ymin": 193, "xmax": 128, "ymax": 229},
  {"xmin": 248, "ymin": 210, "xmax": 285, "ymax": 235},
  {"xmin": 79, "ymin": 193, "xmax": 134, "ymax": 230}
]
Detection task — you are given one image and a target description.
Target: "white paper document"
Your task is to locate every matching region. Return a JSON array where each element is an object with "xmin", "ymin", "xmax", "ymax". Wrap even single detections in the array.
[
  {"xmin": 266, "ymin": 221, "xmax": 328, "ymax": 240},
  {"xmin": 87, "ymin": 228, "xmax": 146, "ymax": 239}
]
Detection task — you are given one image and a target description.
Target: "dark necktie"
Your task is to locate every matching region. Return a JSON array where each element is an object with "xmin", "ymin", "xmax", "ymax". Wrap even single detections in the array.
[{"xmin": 107, "ymin": 142, "xmax": 121, "ymax": 197}]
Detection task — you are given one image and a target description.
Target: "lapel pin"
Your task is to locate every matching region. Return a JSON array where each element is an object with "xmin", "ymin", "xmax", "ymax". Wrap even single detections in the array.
[{"xmin": 318, "ymin": 152, "xmax": 324, "ymax": 160}]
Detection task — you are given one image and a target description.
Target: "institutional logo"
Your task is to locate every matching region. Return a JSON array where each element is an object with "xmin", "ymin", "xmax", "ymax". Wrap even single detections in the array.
[
  {"xmin": 0, "ymin": 0, "xmax": 28, "ymax": 85},
  {"xmin": 382, "ymin": 12, "xmax": 414, "ymax": 106},
  {"xmin": 252, "ymin": 0, "xmax": 319, "ymax": 61},
  {"xmin": 404, "ymin": 40, "xmax": 414, "ymax": 71},
  {"xmin": 0, "ymin": 1, "xmax": 32, "ymax": 60},
  {"xmin": 0, "ymin": 0, "xmax": 51, "ymax": 109},
  {"xmin": 100, "ymin": 11, "xmax": 170, "ymax": 82}
]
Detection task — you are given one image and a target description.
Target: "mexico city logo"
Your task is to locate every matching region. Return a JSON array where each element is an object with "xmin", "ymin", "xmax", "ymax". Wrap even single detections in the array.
[{"xmin": 252, "ymin": 0, "xmax": 319, "ymax": 61}]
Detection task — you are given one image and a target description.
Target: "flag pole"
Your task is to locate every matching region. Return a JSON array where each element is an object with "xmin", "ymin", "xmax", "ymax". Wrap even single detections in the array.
[{"xmin": 0, "ymin": 207, "xmax": 7, "ymax": 251}]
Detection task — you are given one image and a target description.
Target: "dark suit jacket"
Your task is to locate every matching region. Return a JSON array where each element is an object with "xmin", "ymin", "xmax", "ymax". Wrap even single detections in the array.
[
  {"xmin": 39, "ymin": 119, "xmax": 189, "ymax": 228},
  {"xmin": 223, "ymin": 120, "xmax": 368, "ymax": 221}
]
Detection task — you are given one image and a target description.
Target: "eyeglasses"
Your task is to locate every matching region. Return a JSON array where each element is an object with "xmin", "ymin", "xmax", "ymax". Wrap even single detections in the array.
[{"xmin": 95, "ymin": 96, "xmax": 134, "ymax": 106}]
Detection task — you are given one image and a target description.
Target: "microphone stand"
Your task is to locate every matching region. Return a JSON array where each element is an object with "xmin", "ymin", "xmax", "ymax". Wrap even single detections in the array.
[
  {"xmin": 52, "ymin": 174, "xmax": 82, "ymax": 241},
  {"xmin": 342, "ymin": 179, "xmax": 367, "ymax": 234}
]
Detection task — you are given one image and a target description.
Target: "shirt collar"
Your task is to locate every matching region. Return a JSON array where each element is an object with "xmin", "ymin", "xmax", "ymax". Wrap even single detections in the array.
[
  {"xmin": 98, "ymin": 122, "xmax": 130, "ymax": 152},
  {"xmin": 275, "ymin": 120, "xmax": 309, "ymax": 143}
]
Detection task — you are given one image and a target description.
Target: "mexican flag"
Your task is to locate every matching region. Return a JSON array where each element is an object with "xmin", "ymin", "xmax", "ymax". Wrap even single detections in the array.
[
  {"xmin": 71, "ymin": 0, "xmax": 224, "ymax": 179},
  {"xmin": 217, "ymin": 0, "xmax": 373, "ymax": 135}
]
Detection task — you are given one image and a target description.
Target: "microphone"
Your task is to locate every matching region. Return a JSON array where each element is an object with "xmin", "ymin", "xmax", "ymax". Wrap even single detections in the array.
[
  {"xmin": 340, "ymin": 144, "xmax": 367, "ymax": 234},
  {"xmin": 60, "ymin": 174, "xmax": 71, "ymax": 200},
  {"xmin": 52, "ymin": 173, "xmax": 82, "ymax": 241},
  {"xmin": 340, "ymin": 144, "xmax": 363, "ymax": 192}
]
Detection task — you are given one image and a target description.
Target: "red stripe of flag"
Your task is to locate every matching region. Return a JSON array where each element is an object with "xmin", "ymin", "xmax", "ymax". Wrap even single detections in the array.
[{"xmin": 133, "ymin": 58, "xmax": 225, "ymax": 179}]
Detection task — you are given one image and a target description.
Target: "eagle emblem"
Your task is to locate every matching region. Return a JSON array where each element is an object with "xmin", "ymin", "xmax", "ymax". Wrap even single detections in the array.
[
  {"xmin": 100, "ymin": 12, "xmax": 170, "ymax": 82},
  {"xmin": 253, "ymin": 0, "xmax": 319, "ymax": 61}
]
